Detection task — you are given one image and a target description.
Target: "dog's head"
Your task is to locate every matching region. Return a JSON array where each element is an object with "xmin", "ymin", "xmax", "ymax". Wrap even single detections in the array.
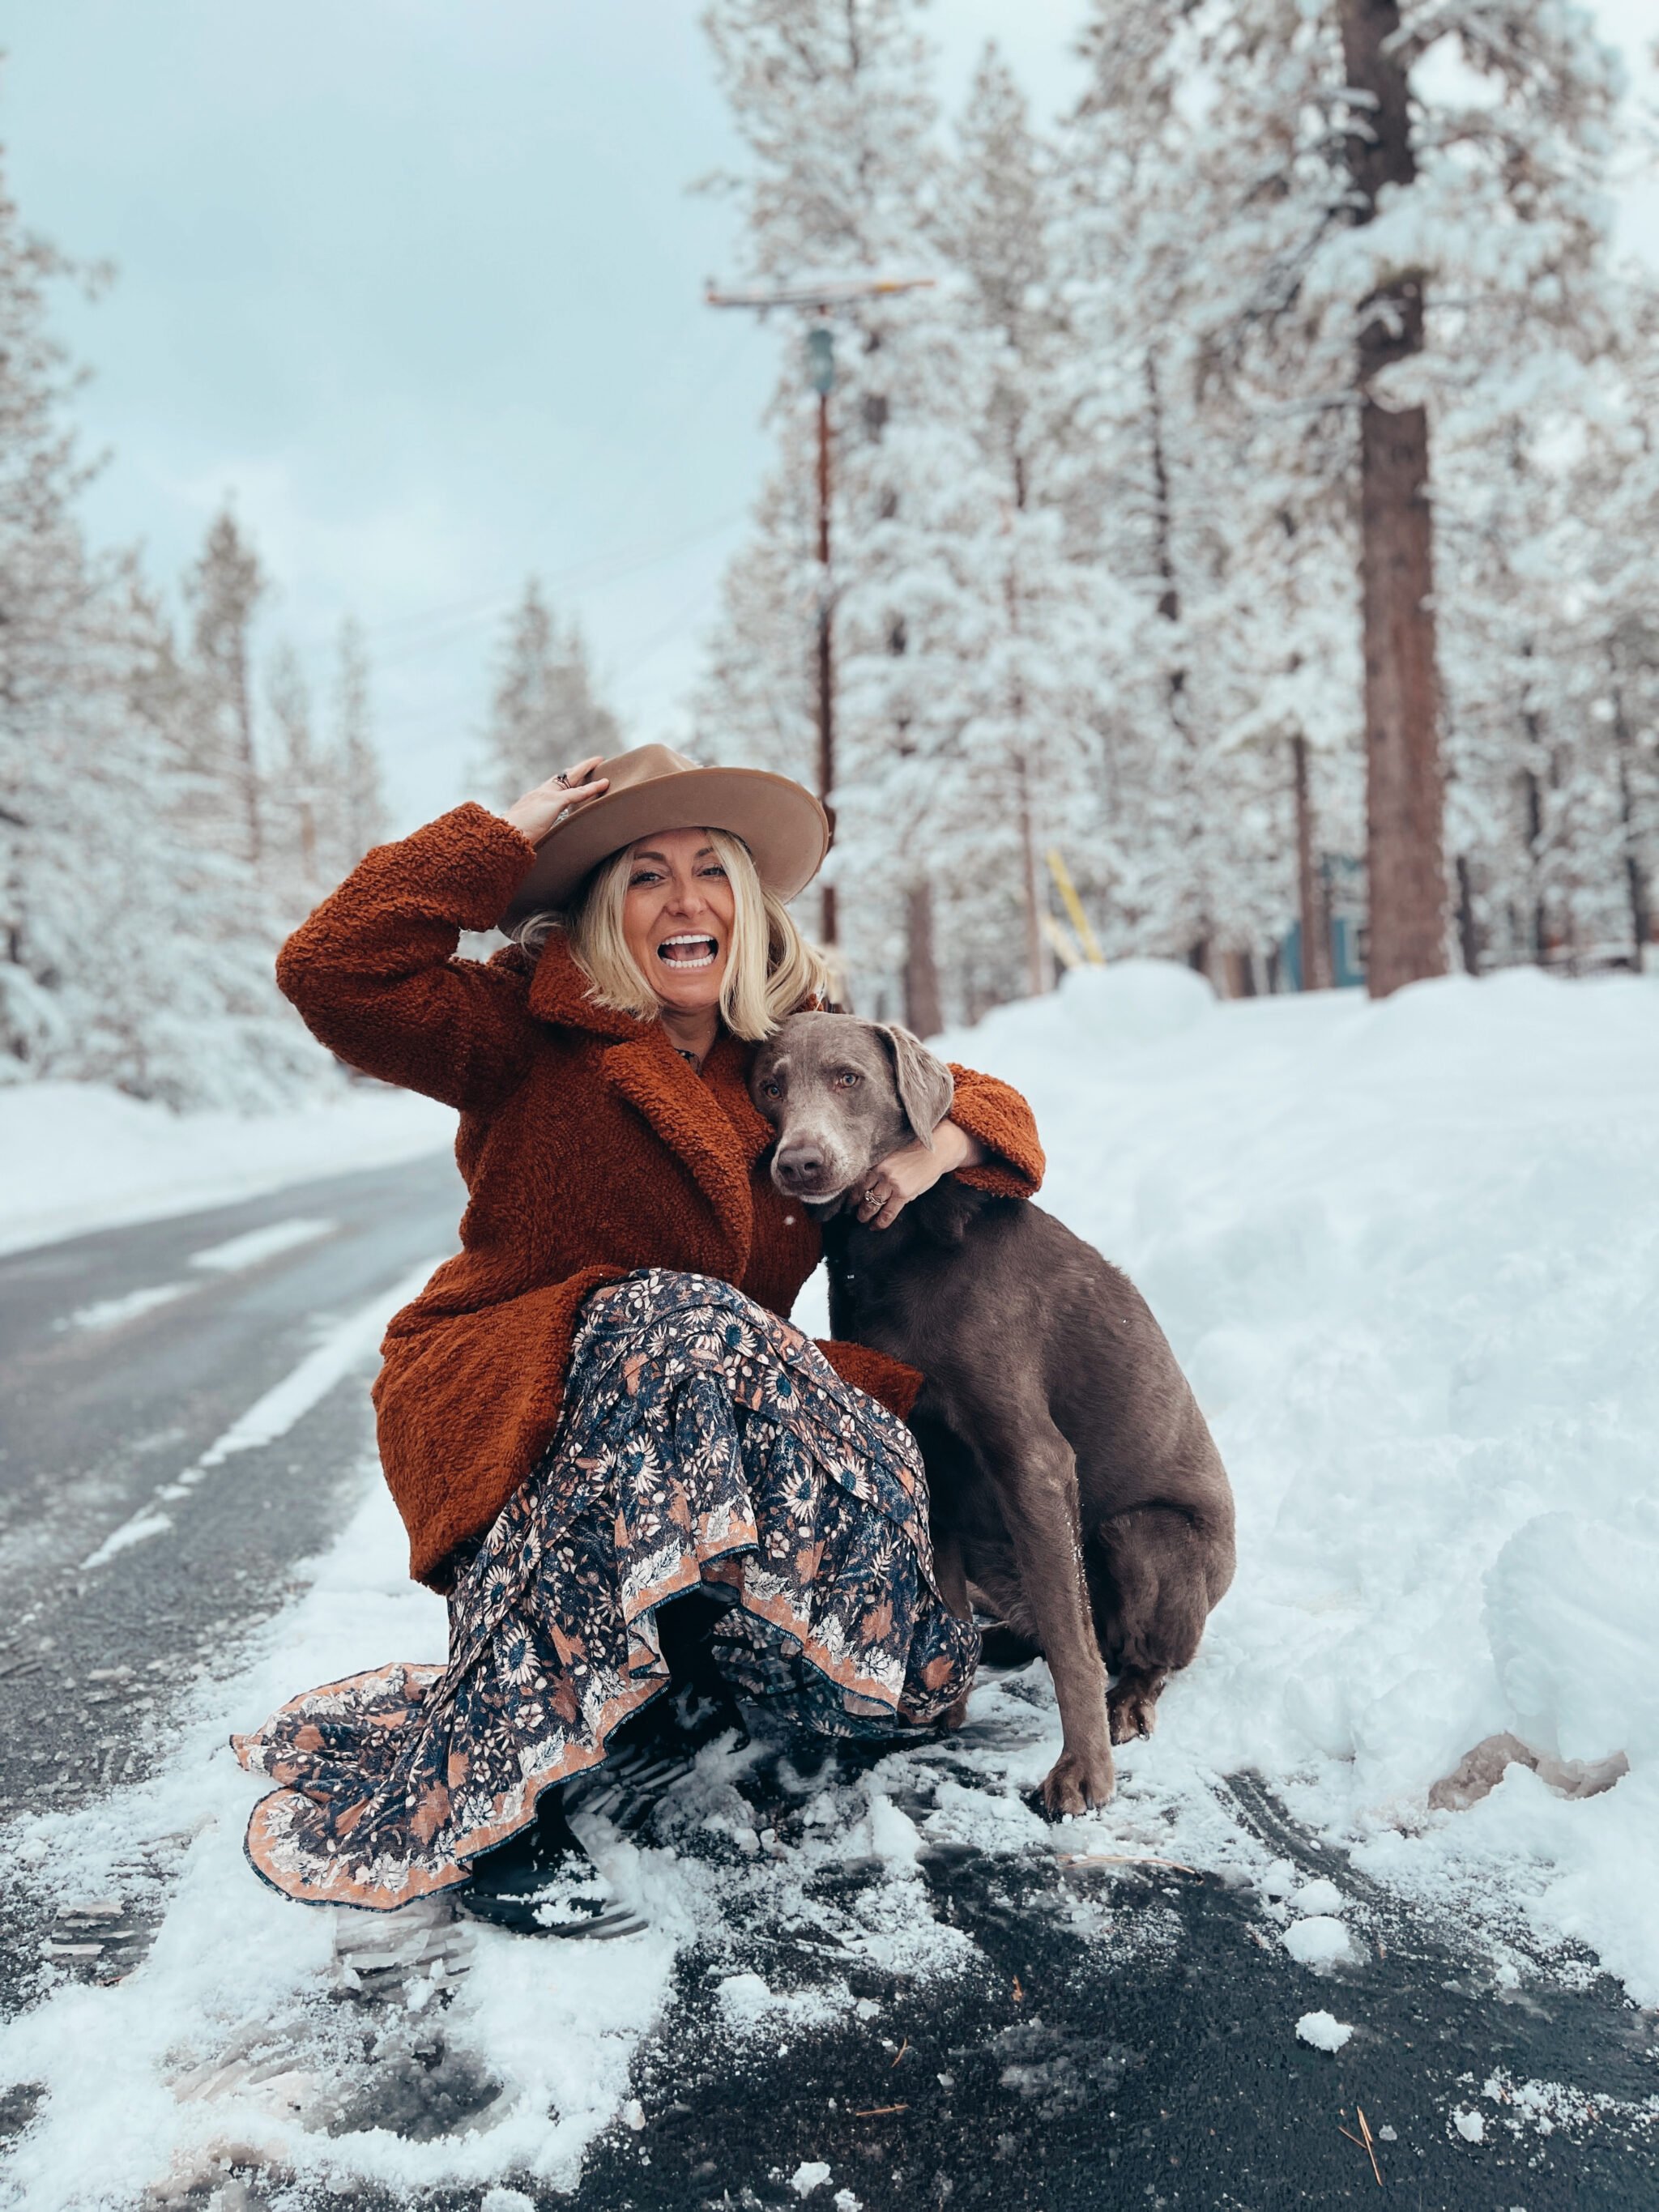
[{"xmin": 750, "ymin": 1012, "xmax": 955, "ymax": 1207}]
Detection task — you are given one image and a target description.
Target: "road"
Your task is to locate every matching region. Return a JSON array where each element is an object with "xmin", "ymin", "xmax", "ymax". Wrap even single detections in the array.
[{"xmin": 0, "ymin": 1157, "xmax": 1655, "ymax": 2210}]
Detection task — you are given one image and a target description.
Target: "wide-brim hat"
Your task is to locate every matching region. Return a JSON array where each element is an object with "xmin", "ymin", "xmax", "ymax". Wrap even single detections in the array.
[{"xmin": 497, "ymin": 743, "xmax": 830, "ymax": 926}]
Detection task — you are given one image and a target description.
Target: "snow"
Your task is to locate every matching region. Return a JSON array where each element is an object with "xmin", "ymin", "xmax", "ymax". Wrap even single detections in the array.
[
  {"xmin": 1, "ymin": 1079, "xmax": 454, "ymax": 1256},
  {"xmin": 790, "ymin": 2161, "xmax": 832, "ymax": 2197},
  {"xmin": 1453, "ymin": 2108, "xmax": 1487, "ymax": 2144},
  {"xmin": 2, "ymin": 960, "xmax": 1657, "ymax": 2202},
  {"xmin": 1295, "ymin": 2010, "xmax": 1354, "ymax": 2053},
  {"xmin": 186, "ymin": 1217, "xmax": 335, "ymax": 1272},
  {"xmin": 1282, "ymin": 1916, "xmax": 1356, "ymax": 1970},
  {"xmin": 933, "ymin": 959, "xmax": 1659, "ymax": 2003}
]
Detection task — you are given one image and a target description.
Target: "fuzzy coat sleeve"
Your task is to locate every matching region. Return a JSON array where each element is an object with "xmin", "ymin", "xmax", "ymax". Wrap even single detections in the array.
[
  {"xmin": 275, "ymin": 804, "xmax": 540, "ymax": 1112},
  {"xmin": 946, "ymin": 1064, "xmax": 1045, "ymax": 1199}
]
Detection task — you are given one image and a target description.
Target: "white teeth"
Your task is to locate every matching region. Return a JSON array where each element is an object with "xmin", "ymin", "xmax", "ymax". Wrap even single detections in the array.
[{"xmin": 659, "ymin": 932, "xmax": 717, "ymax": 970}]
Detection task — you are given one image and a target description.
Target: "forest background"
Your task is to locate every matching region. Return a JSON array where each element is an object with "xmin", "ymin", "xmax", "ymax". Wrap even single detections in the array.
[{"xmin": 4, "ymin": 0, "xmax": 1658, "ymax": 1104}]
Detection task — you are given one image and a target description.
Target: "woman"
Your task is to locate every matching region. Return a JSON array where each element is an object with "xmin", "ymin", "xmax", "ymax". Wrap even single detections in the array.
[{"xmin": 234, "ymin": 744, "xmax": 1044, "ymax": 1933}]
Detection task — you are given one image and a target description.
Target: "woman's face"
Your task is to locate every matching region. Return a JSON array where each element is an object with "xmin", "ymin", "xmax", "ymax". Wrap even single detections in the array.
[{"xmin": 621, "ymin": 827, "xmax": 736, "ymax": 1016}]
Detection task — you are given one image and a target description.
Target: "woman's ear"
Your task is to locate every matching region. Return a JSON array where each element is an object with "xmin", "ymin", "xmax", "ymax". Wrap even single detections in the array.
[{"xmin": 876, "ymin": 1024, "xmax": 955, "ymax": 1149}]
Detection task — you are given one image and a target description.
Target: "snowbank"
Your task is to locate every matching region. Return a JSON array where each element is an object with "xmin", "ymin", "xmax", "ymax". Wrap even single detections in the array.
[
  {"xmin": 6, "ymin": 1079, "xmax": 456, "ymax": 1254},
  {"xmin": 939, "ymin": 960, "xmax": 1659, "ymax": 1999},
  {"xmin": 2, "ymin": 960, "xmax": 1657, "ymax": 2204}
]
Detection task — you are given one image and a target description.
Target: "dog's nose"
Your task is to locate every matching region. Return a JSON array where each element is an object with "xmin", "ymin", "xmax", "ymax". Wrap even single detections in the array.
[{"xmin": 774, "ymin": 1144, "xmax": 825, "ymax": 1191}]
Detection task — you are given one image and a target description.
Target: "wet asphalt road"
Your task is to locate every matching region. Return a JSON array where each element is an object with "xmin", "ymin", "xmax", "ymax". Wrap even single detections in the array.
[
  {"xmin": 0, "ymin": 1157, "xmax": 1656, "ymax": 2210},
  {"xmin": 0, "ymin": 1151, "xmax": 461, "ymax": 1890}
]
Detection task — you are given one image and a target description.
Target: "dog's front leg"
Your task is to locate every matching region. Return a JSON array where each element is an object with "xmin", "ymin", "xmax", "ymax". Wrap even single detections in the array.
[{"xmin": 990, "ymin": 1417, "xmax": 1114, "ymax": 1815}]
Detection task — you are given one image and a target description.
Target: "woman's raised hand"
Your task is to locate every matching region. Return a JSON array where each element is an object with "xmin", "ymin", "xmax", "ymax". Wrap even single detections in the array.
[{"xmin": 501, "ymin": 757, "xmax": 610, "ymax": 848}]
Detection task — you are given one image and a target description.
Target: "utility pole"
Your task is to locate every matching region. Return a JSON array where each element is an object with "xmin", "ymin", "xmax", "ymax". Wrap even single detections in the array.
[
  {"xmin": 706, "ymin": 275, "xmax": 932, "ymax": 947},
  {"xmin": 806, "ymin": 325, "xmax": 838, "ymax": 946}
]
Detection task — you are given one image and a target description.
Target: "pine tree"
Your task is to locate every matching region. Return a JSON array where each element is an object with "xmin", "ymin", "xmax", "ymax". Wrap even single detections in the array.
[
  {"xmin": 331, "ymin": 615, "xmax": 386, "ymax": 867},
  {"xmin": 480, "ymin": 580, "xmax": 621, "ymax": 807},
  {"xmin": 1068, "ymin": 0, "xmax": 1638, "ymax": 996},
  {"xmin": 184, "ymin": 507, "xmax": 267, "ymax": 866}
]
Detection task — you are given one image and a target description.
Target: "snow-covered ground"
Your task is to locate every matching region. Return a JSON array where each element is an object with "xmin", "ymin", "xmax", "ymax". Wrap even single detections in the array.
[
  {"xmin": 934, "ymin": 961, "xmax": 1659, "ymax": 1997},
  {"xmin": 2, "ymin": 963, "xmax": 1657, "ymax": 2206},
  {"xmin": 6, "ymin": 1079, "xmax": 457, "ymax": 1256}
]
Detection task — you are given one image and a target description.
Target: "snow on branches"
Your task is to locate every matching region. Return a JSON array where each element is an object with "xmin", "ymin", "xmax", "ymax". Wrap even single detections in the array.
[{"xmin": 698, "ymin": 0, "xmax": 1659, "ymax": 1016}]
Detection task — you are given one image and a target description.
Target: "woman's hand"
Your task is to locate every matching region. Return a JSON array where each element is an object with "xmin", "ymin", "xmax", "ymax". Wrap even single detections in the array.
[
  {"xmin": 855, "ymin": 1118, "xmax": 986, "ymax": 1230},
  {"xmin": 501, "ymin": 756, "xmax": 610, "ymax": 848}
]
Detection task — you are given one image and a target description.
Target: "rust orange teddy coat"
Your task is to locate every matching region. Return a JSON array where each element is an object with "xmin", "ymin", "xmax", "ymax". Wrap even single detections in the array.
[{"xmin": 276, "ymin": 803, "xmax": 1046, "ymax": 1590}]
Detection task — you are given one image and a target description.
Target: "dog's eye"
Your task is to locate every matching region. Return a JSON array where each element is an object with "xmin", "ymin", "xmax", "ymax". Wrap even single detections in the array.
[
  {"xmin": 835, "ymin": 1071, "xmax": 862, "ymax": 1088},
  {"xmin": 760, "ymin": 1079, "xmax": 781, "ymax": 1098}
]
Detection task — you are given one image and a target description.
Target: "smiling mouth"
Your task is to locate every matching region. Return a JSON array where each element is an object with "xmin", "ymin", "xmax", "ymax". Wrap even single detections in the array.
[{"xmin": 658, "ymin": 932, "xmax": 719, "ymax": 970}]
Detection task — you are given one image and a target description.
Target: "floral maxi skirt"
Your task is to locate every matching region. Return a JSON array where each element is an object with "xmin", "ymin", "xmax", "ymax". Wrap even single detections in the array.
[{"xmin": 233, "ymin": 1268, "xmax": 979, "ymax": 1910}]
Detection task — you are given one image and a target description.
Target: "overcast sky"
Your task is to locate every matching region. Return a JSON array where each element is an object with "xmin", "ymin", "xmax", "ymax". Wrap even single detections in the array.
[{"xmin": 3, "ymin": 1, "xmax": 1653, "ymax": 831}]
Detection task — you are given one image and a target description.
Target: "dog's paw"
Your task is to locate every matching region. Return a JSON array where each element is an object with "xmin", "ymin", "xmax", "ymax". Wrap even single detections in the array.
[
  {"xmin": 1107, "ymin": 1677, "xmax": 1162, "ymax": 1745},
  {"xmin": 1039, "ymin": 1745, "xmax": 1115, "ymax": 1819}
]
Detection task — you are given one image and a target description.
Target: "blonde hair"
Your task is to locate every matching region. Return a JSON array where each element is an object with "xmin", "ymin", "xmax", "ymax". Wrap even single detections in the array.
[{"xmin": 512, "ymin": 828, "xmax": 833, "ymax": 1042}]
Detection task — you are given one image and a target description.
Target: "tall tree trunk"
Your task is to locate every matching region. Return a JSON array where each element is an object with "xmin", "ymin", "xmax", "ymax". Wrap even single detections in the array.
[
  {"xmin": 902, "ymin": 879, "xmax": 943, "ymax": 1038},
  {"xmin": 1454, "ymin": 853, "xmax": 1482, "ymax": 976},
  {"xmin": 1013, "ymin": 751, "xmax": 1048, "ymax": 999},
  {"xmin": 1339, "ymin": 0, "xmax": 1446, "ymax": 999},
  {"xmin": 1292, "ymin": 734, "xmax": 1331, "ymax": 989},
  {"xmin": 1609, "ymin": 665, "xmax": 1651, "ymax": 965},
  {"xmin": 1146, "ymin": 352, "xmax": 1212, "ymax": 965}
]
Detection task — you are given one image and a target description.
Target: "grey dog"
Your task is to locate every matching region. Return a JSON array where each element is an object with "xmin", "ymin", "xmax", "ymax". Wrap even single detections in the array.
[{"xmin": 750, "ymin": 1012, "xmax": 1235, "ymax": 1815}]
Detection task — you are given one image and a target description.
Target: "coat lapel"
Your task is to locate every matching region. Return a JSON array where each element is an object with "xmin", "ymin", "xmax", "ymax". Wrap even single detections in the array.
[{"xmin": 603, "ymin": 1034, "xmax": 756, "ymax": 1276}]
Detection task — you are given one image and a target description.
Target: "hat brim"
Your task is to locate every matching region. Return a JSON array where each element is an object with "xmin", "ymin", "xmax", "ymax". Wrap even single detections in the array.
[{"xmin": 497, "ymin": 765, "xmax": 830, "ymax": 926}]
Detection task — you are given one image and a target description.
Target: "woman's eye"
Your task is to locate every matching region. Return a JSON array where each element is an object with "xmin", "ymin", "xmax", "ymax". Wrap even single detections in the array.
[{"xmin": 700, "ymin": 865, "xmax": 727, "ymax": 880}]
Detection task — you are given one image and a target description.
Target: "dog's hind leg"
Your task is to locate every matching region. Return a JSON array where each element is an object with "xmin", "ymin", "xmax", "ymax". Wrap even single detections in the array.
[{"xmin": 1088, "ymin": 1507, "xmax": 1223, "ymax": 1745}]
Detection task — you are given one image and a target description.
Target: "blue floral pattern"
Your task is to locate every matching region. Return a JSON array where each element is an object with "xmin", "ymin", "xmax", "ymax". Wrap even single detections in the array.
[{"xmin": 234, "ymin": 1269, "xmax": 979, "ymax": 1910}]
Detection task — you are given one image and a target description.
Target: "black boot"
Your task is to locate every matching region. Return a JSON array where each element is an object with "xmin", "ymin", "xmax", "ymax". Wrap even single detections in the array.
[
  {"xmin": 565, "ymin": 1592, "xmax": 748, "ymax": 1837},
  {"xmin": 457, "ymin": 1788, "xmax": 644, "ymax": 1937}
]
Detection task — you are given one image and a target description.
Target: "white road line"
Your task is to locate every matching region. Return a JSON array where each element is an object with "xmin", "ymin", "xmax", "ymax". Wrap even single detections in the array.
[
  {"xmin": 63, "ymin": 1284, "xmax": 190, "ymax": 1334},
  {"xmin": 79, "ymin": 1255, "xmax": 445, "ymax": 1572},
  {"xmin": 187, "ymin": 1217, "xmax": 336, "ymax": 1273},
  {"xmin": 59, "ymin": 1220, "xmax": 339, "ymax": 1336}
]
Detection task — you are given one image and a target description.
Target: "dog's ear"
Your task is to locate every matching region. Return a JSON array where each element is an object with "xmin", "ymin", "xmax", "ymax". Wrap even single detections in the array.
[{"xmin": 876, "ymin": 1024, "xmax": 955, "ymax": 1149}]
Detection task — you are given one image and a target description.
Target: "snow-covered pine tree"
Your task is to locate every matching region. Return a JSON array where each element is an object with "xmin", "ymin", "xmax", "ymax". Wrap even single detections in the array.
[
  {"xmin": 1067, "ymin": 0, "xmax": 1638, "ymax": 995},
  {"xmin": 837, "ymin": 46, "xmax": 1115, "ymax": 1015},
  {"xmin": 1061, "ymin": 6, "xmax": 1352, "ymax": 985},
  {"xmin": 265, "ymin": 637, "xmax": 322, "ymax": 912},
  {"xmin": 700, "ymin": 0, "xmax": 1036, "ymax": 1017},
  {"xmin": 183, "ymin": 507, "xmax": 267, "ymax": 867},
  {"xmin": 480, "ymin": 580, "xmax": 621, "ymax": 807},
  {"xmin": 331, "ymin": 614, "xmax": 386, "ymax": 870}
]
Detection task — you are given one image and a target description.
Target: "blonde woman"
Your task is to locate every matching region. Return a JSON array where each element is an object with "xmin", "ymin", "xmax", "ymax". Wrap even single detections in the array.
[{"xmin": 234, "ymin": 746, "xmax": 1045, "ymax": 1933}]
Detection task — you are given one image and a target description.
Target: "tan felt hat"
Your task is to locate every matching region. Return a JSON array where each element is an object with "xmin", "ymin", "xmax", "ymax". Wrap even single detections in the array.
[{"xmin": 498, "ymin": 743, "xmax": 830, "ymax": 925}]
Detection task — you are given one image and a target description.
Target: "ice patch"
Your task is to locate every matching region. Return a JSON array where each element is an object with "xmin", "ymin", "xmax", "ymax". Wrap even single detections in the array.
[
  {"xmin": 1452, "ymin": 2108, "xmax": 1486, "ymax": 2143},
  {"xmin": 790, "ymin": 2160, "xmax": 832, "ymax": 2197}
]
